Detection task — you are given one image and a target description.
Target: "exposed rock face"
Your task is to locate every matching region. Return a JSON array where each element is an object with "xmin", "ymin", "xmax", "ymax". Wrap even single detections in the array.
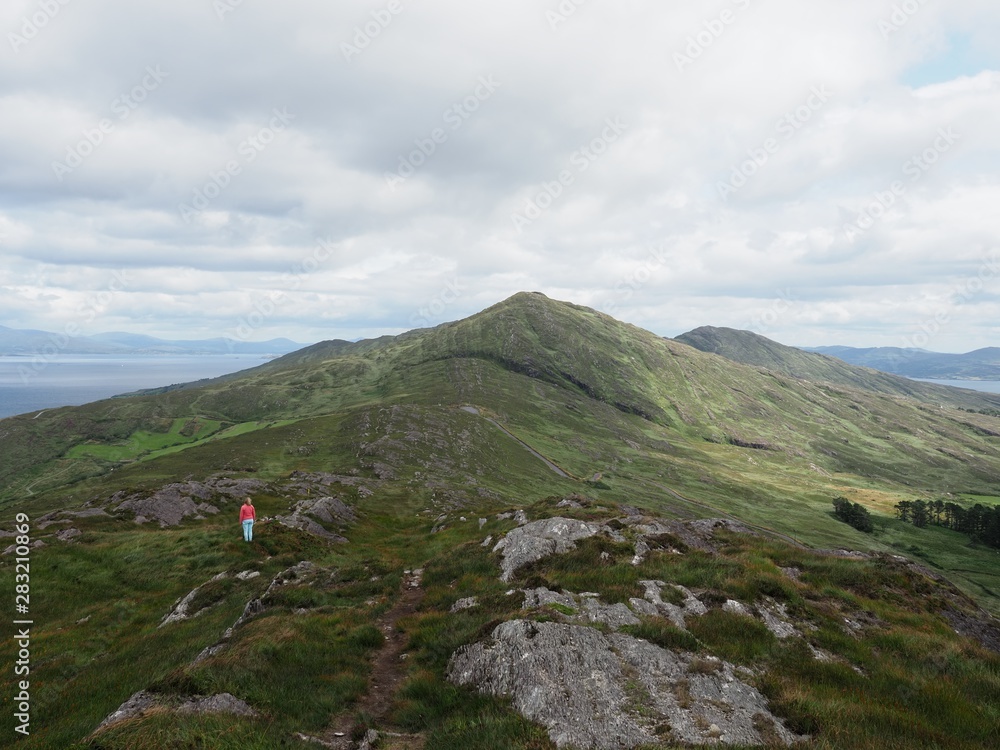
[
  {"xmin": 159, "ymin": 572, "xmax": 229, "ymax": 628},
  {"xmin": 111, "ymin": 477, "xmax": 268, "ymax": 527},
  {"xmin": 448, "ymin": 620, "xmax": 804, "ymax": 749},
  {"xmin": 632, "ymin": 580, "xmax": 708, "ymax": 629},
  {"xmin": 95, "ymin": 690, "xmax": 256, "ymax": 734},
  {"xmin": 276, "ymin": 495, "xmax": 354, "ymax": 542},
  {"xmin": 524, "ymin": 587, "xmax": 641, "ymax": 629},
  {"xmin": 493, "ymin": 517, "xmax": 605, "ymax": 581},
  {"xmin": 176, "ymin": 693, "xmax": 258, "ymax": 717}
]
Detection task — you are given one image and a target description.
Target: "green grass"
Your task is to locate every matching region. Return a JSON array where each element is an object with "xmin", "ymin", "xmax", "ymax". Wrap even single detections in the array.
[{"xmin": 4, "ymin": 292, "xmax": 1000, "ymax": 748}]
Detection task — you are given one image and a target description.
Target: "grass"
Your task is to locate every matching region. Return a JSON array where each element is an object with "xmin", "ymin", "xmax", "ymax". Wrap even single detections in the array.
[{"xmin": 4, "ymin": 292, "xmax": 1000, "ymax": 748}]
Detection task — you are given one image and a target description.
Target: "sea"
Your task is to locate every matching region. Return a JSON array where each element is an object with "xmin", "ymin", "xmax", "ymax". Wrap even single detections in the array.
[
  {"xmin": 0, "ymin": 354, "xmax": 270, "ymax": 420},
  {"xmin": 909, "ymin": 378, "xmax": 1000, "ymax": 394}
]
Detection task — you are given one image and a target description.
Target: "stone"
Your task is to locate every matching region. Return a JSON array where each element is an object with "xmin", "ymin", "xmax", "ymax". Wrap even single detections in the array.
[
  {"xmin": 448, "ymin": 620, "xmax": 804, "ymax": 749},
  {"xmin": 493, "ymin": 517, "xmax": 604, "ymax": 582}
]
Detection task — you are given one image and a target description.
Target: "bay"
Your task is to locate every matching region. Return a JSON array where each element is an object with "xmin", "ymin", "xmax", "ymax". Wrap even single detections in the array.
[
  {"xmin": 908, "ymin": 377, "xmax": 1000, "ymax": 394},
  {"xmin": 0, "ymin": 354, "xmax": 269, "ymax": 419}
]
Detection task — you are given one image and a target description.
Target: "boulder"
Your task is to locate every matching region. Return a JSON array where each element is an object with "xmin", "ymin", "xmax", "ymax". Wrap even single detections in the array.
[{"xmin": 448, "ymin": 620, "xmax": 804, "ymax": 749}]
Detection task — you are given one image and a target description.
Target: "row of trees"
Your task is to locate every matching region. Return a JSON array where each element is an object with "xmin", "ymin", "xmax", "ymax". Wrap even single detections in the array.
[{"xmin": 895, "ymin": 498, "xmax": 1000, "ymax": 549}]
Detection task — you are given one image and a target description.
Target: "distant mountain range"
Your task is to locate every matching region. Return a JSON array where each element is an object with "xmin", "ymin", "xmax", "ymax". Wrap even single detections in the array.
[
  {"xmin": 802, "ymin": 345, "xmax": 1000, "ymax": 380},
  {"xmin": 674, "ymin": 326, "xmax": 1000, "ymax": 409},
  {"xmin": 0, "ymin": 324, "xmax": 307, "ymax": 356}
]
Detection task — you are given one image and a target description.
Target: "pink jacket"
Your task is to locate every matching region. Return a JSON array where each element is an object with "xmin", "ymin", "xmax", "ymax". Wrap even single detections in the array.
[{"xmin": 239, "ymin": 504, "xmax": 256, "ymax": 522}]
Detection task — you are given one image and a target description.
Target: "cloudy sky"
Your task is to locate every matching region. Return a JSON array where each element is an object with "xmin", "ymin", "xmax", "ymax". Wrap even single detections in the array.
[{"xmin": 2, "ymin": 0, "xmax": 999, "ymax": 351}]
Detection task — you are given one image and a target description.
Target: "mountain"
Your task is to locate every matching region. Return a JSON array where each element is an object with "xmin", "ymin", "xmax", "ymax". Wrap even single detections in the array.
[
  {"xmin": 675, "ymin": 325, "xmax": 1000, "ymax": 412},
  {"xmin": 1, "ymin": 292, "xmax": 999, "ymax": 750},
  {"xmin": 0, "ymin": 324, "xmax": 306, "ymax": 356},
  {"xmin": 807, "ymin": 344, "xmax": 1000, "ymax": 380}
]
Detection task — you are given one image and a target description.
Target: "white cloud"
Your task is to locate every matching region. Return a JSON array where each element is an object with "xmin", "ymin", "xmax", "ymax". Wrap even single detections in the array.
[{"xmin": 0, "ymin": 0, "xmax": 999, "ymax": 351}]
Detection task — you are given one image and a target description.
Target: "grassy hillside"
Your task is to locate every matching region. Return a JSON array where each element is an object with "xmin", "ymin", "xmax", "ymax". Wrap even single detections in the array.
[
  {"xmin": 675, "ymin": 326, "xmax": 1000, "ymax": 411},
  {"xmin": 2, "ymin": 292, "xmax": 1000, "ymax": 748}
]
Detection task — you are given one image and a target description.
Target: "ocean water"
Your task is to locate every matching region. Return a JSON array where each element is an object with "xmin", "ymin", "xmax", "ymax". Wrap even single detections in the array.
[
  {"xmin": 0, "ymin": 355, "xmax": 267, "ymax": 420},
  {"xmin": 909, "ymin": 378, "xmax": 1000, "ymax": 394}
]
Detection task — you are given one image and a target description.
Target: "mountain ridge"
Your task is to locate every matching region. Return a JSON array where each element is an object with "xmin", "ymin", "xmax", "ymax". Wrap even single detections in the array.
[
  {"xmin": 675, "ymin": 325, "xmax": 1000, "ymax": 411},
  {"xmin": 2, "ymin": 292, "xmax": 1000, "ymax": 749},
  {"xmin": 805, "ymin": 343, "xmax": 1000, "ymax": 380},
  {"xmin": 0, "ymin": 323, "xmax": 307, "ymax": 356}
]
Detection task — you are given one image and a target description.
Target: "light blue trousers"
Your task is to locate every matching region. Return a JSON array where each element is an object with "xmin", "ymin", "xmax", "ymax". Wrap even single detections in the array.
[{"xmin": 242, "ymin": 519, "xmax": 254, "ymax": 541}]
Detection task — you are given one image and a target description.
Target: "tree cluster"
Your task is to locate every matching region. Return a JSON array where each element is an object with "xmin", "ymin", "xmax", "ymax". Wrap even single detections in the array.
[
  {"xmin": 832, "ymin": 496, "xmax": 874, "ymax": 533},
  {"xmin": 894, "ymin": 498, "xmax": 1000, "ymax": 549}
]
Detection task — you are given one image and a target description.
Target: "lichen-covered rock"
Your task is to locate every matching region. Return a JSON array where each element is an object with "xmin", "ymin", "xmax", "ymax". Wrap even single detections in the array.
[
  {"xmin": 176, "ymin": 693, "xmax": 257, "ymax": 717},
  {"xmin": 493, "ymin": 517, "xmax": 604, "ymax": 582},
  {"xmin": 275, "ymin": 496, "xmax": 353, "ymax": 542},
  {"xmin": 634, "ymin": 580, "xmax": 706, "ymax": 629},
  {"xmin": 448, "ymin": 620, "xmax": 804, "ymax": 749},
  {"xmin": 111, "ymin": 477, "xmax": 268, "ymax": 527},
  {"xmin": 523, "ymin": 587, "xmax": 641, "ymax": 629},
  {"xmin": 159, "ymin": 572, "xmax": 228, "ymax": 628},
  {"xmin": 96, "ymin": 690, "xmax": 257, "ymax": 733}
]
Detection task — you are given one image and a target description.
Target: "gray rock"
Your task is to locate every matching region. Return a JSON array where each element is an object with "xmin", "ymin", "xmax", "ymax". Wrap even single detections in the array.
[
  {"xmin": 722, "ymin": 599, "xmax": 753, "ymax": 617},
  {"xmin": 636, "ymin": 581, "xmax": 705, "ymax": 629},
  {"xmin": 110, "ymin": 477, "xmax": 268, "ymax": 526},
  {"xmin": 177, "ymin": 692, "xmax": 258, "ymax": 717},
  {"xmin": 448, "ymin": 620, "xmax": 804, "ymax": 749},
  {"xmin": 160, "ymin": 572, "xmax": 228, "ymax": 628},
  {"xmin": 95, "ymin": 690, "xmax": 159, "ymax": 732},
  {"xmin": 451, "ymin": 597, "xmax": 479, "ymax": 613},
  {"xmin": 493, "ymin": 517, "xmax": 604, "ymax": 582},
  {"xmin": 758, "ymin": 600, "xmax": 800, "ymax": 640},
  {"xmin": 56, "ymin": 528, "xmax": 82, "ymax": 542}
]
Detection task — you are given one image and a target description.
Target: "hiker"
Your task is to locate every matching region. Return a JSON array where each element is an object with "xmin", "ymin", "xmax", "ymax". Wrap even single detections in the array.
[{"xmin": 240, "ymin": 497, "xmax": 256, "ymax": 542}]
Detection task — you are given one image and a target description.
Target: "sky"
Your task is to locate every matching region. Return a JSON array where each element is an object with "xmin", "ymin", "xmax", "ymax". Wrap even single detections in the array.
[{"xmin": 1, "ymin": 0, "xmax": 999, "ymax": 352}]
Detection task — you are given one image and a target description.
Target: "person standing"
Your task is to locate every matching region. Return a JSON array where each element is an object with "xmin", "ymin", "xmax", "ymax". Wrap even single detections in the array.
[{"xmin": 240, "ymin": 498, "xmax": 256, "ymax": 542}]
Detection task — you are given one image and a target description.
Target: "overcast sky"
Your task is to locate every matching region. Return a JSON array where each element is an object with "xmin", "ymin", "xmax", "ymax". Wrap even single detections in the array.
[{"xmin": 2, "ymin": 0, "xmax": 999, "ymax": 351}]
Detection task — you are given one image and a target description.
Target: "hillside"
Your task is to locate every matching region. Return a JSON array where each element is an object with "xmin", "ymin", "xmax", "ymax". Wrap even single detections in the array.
[
  {"xmin": 675, "ymin": 325, "xmax": 1000, "ymax": 411},
  {"xmin": 2, "ymin": 292, "xmax": 1000, "ymax": 749},
  {"xmin": 809, "ymin": 345, "xmax": 1000, "ymax": 380}
]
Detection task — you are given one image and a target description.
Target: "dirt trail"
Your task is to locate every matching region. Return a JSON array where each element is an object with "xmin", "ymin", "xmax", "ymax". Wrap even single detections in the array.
[
  {"xmin": 460, "ymin": 405, "xmax": 574, "ymax": 479},
  {"xmin": 302, "ymin": 570, "xmax": 426, "ymax": 749}
]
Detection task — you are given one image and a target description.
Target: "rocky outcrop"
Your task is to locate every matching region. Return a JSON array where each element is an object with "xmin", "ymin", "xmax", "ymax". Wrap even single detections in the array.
[
  {"xmin": 448, "ymin": 620, "xmax": 805, "ymax": 749},
  {"xmin": 159, "ymin": 571, "xmax": 230, "ymax": 628},
  {"xmin": 524, "ymin": 587, "xmax": 641, "ymax": 629},
  {"xmin": 493, "ymin": 517, "xmax": 606, "ymax": 582},
  {"xmin": 110, "ymin": 477, "xmax": 268, "ymax": 527},
  {"xmin": 275, "ymin": 496, "xmax": 353, "ymax": 542},
  {"xmin": 94, "ymin": 690, "xmax": 256, "ymax": 734}
]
